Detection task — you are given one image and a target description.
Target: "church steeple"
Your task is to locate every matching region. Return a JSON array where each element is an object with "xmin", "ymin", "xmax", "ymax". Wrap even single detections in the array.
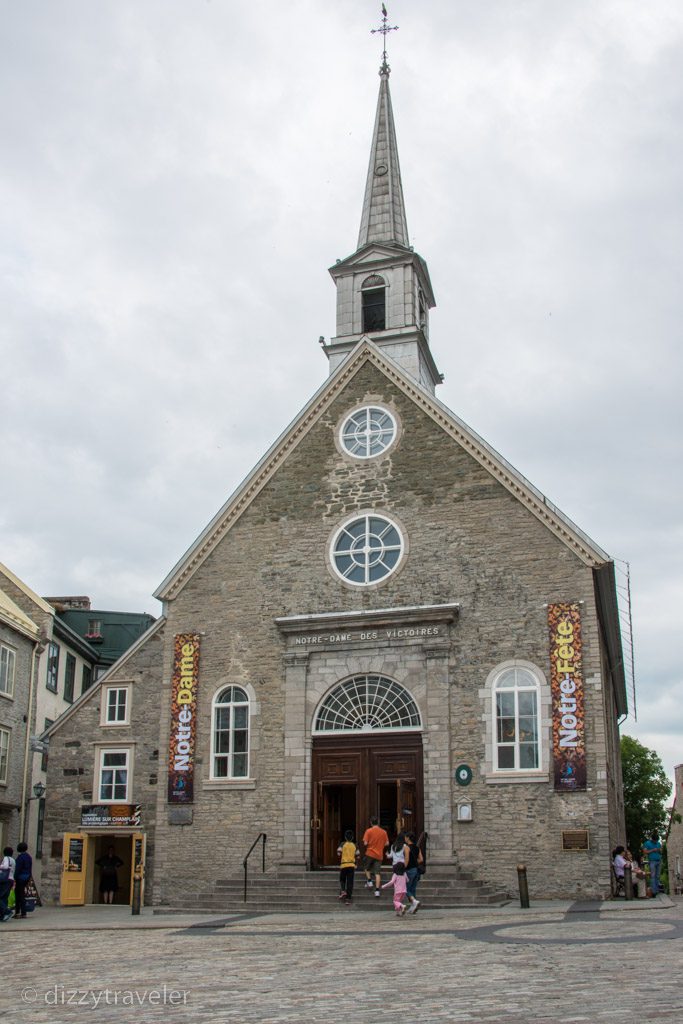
[
  {"xmin": 325, "ymin": 21, "xmax": 441, "ymax": 394},
  {"xmin": 357, "ymin": 68, "xmax": 409, "ymax": 249}
]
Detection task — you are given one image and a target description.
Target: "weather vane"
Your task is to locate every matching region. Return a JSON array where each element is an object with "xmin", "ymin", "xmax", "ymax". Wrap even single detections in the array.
[{"xmin": 371, "ymin": 3, "xmax": 398, "ymax": 75}]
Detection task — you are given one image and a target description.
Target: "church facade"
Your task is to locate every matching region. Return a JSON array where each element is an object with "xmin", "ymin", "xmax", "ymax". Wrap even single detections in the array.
[{"xmin": 42, "ymin": 60, "xmax": 627, "ymax": 906}]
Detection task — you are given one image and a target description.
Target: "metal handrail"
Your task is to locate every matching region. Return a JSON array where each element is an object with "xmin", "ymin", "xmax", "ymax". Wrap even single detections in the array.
[{"xmin": 242, "ymin": 832, "xmax": 267, "ymax": 903}]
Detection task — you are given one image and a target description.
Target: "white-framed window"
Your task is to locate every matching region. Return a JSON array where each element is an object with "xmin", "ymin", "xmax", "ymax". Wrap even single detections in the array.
[
  {"xmin": 339, "ymin": 406, "xmax": 397, "ymax": 459},
  {"xmin": 211, "ymin": 686, "xmax": 250, "ymax": 779},
  {"xmin": 493, "ymin": 666, "xmax": 541, "ymax": 771},
  {"xmin": 481, "ymin": 661, "xmax": 550, "ymax": 783},
  {"xmin": 102, "ymin": 685, "xmax": 130, "ymax": 726},
  {"xmin": 46, "ymin": 641, "xmax": 60, "ymax": 692},
  {"xmin": 330, "ymin": 513, "xmax": 405, "ymax": 586},
  {"xmin": 97, "ymin": 748, "xmax": 130, "ymax": 802},
  {"xmin": 0, "ymin": 644, "xmax": 16, "ymax": 698},
  {"xmin": 313, "ymin": 676, "xmax": 421, "ymax": 734},
  {"xmin": 0, "ymin": 727, "xmax": 10, "ymax": 785}
]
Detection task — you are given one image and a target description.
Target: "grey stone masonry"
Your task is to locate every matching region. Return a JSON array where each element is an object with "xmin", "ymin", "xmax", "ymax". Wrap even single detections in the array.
[
  {"xmin": 40, "ymin": 622, "xmax": 165, "ymax": 904},
  {"xmin": 141, "ymin": 354, "xmax": 622, "ymax": 904}
]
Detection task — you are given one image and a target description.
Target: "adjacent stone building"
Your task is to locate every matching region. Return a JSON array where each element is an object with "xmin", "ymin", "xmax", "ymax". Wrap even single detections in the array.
[{"xmin": 42, "ymin": 58, "xmax": 627, "ymax": 906}]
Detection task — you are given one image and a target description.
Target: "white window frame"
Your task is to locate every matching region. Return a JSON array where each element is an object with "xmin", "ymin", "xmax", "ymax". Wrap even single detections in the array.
[
  {"xmin": 338, "ymin": 405, "xmax": 398, "ymax": 460},
  {"xmin": 97, "ymin": 747, "xmax": 132, "ymax": 803},
  {"xmin": 0, "ymin": 644, "xmax": 16, "ymax": 698},
  {"xmin": 210, "ymin": 686, "xmax": 251, "ymax": 781},
  {"xmin": 100, "ymin": 683, "xmax": 131, "ymax": 726},
  {"xmin": 329, "ymin": 511, "xmax": 406, "ymax": 588},
  {"xmin": 0, "ymin": 727, "xmax": 9, "ymax": 785},
  {"xmin": 46, "ymin": 641, "xmax": 60, "ymax": 693},
  {"xmin": 313, "ymin": 675, "xmax": 422, "ymax": 735},
  {"xmin": 481, "ymin": 660, "xmax": 550, "ymax": 784}
]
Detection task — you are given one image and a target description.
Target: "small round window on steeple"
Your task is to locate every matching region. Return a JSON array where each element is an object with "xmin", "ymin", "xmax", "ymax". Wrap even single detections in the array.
[{"xmin": 340, "ymin": 406, "xmax": 396, "ymax": 459}]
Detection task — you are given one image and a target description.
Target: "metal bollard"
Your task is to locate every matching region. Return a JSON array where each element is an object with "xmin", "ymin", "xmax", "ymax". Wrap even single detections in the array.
[
  {"xmin": 624, "ymin": 863, "xmax": 634, "ymax": 901},
  {"xmin": 517, "ymin": 863, "xmax": 530, "ymax": 909},
  {"xmin": 131, "ymin": 875, "xmax": 142, "ymax": 916}
]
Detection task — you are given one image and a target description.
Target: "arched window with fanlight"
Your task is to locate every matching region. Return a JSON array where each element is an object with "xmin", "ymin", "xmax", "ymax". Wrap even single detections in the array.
[
  {"xmin": 211, "ymin": 686, "xmax": 250, "ymax": 778},
  {"xmin": 313, "ymin": 675, "xmax": 421, "ymax": 734},
  {"xmin": 361, "ymin": 274, "xmax": 386, "ymax": 332}
]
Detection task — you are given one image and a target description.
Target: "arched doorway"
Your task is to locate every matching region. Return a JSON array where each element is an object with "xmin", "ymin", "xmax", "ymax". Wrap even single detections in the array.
[{"xmin": 310, "ymin": 675, "xmax": 423, "ymax": 867}]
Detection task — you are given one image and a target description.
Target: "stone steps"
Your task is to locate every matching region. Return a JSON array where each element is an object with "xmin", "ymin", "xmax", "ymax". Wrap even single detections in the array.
[{"xmin": 163, "ymin": 865, "xmax": 509, "ymax": 913}]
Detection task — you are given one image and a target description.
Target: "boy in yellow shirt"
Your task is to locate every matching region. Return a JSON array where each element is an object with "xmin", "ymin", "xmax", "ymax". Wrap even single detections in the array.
[{"xmin": 337, "ymin": 830, "xmax": 360, "ymax": 904}]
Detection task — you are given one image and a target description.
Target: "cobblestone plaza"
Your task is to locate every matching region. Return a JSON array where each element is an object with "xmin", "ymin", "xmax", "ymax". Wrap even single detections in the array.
[{"xmin": 1, "ymin": 899, "xmax": 681, "ymax": 1023}]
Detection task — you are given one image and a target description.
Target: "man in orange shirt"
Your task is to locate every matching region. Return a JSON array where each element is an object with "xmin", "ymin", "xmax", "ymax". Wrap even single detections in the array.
[{"xmin": 362, "ymin": 817, "xmax": 389, "ymax": 897}]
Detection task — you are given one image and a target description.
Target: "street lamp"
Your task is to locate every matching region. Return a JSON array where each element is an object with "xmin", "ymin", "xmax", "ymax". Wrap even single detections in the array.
[{"xmin": 32, "ymin": 782, "xmax": 46, "ymax": 800}]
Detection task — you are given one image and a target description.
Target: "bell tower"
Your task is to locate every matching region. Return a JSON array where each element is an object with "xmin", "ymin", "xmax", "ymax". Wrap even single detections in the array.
[{"xmin": 325, "ymin": 11, "xmax": 441, "ymax": 393}]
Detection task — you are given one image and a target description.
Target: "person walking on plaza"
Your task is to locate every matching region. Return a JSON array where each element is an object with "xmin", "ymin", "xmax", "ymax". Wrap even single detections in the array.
[
  {"xmin": 362, "ymin": 817, "xmax": 389, "ymax": 898},
  {"xmin": 642, "ymin": 832, "xmax": 663, "ymax": 896},
  {"xmin": 382, "ymin": 847, "xmax": 408, "ymax": 915},
  {"xmin": 337, "ymin": 830, "xmax": 360, "ymax": 904},
  {"xmin": 404, "ymin": 832, "xmax": 422, "ymax": 914},
  {"xmin": 13, "ymin": 842, "xmax": 32, "ymax": 919},
  {"xmin": 0, "ymin": 846, "xmax": 16, "ymax": 922}
]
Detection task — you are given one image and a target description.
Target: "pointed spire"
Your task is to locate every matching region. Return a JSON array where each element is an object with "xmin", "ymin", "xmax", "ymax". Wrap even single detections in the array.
[{"xmin": 357, "ymin": 69, "xmax": 410, "ymax": 250}]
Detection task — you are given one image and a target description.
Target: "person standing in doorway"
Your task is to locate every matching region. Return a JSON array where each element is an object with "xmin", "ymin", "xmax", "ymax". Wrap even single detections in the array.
[
  {"xmin": 642, "ymin": 833, "xmax": 663, "ymax": 896},
  {"xmin": 13, "ymin": 843, "xmax": 32, "ymax": 919},
  {"xmin": 337, "ymin": 830, "xmax": 360, "ymax": 904},
  {"xmin": 96, "ymin": 845, "xmax": 124, "ymax": 904},
  {"xmin": 362, "ymin": 816, "xmax": 389, "ymax": 898}
]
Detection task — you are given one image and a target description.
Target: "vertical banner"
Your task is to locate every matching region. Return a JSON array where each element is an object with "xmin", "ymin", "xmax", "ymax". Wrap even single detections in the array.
[
  {"xmin": 167, "ymin": 633, "xmax": 201, "ymax": 804},
  {"xmin": 548, "ymin": 603, "xmax": 586, "ymax": 791}
]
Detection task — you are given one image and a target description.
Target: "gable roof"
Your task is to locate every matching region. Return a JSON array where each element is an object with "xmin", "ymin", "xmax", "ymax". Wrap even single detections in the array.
[
  {"xmin": 0, "ymin": 561, "xmax": 54, "ymax": 617},
  {"xmin": 0, "ymin": 587, "xmax": 41, "ymax": 641},
  {"xmin": 155, "ymin": 338, "xmax": 610, "ymax": 603},
  {"xmin": 43, "ymin": 614, "xmax": 166, "ymax": 738}
]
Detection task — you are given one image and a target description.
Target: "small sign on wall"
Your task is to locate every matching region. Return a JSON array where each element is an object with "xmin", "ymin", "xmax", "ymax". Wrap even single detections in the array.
[{"xmin": 562, "ymin": 829, "xmax": 590, "ymax": 852}]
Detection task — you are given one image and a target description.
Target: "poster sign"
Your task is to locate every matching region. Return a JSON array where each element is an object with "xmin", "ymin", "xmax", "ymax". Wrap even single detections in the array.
[
  {"xmin": 66, "ymin": 837, "xmax": 83, "ymax": 872},
  {"xmin": 167, "ymin": 633, "xmax": 201, "ymax": 804},
  {"xmin": 548, "ymin": 602, "xmax": 585, "ymax": 791},
  {"xmin": 81, "ymin": 804, "xmax": 141, "ymax": 827}
]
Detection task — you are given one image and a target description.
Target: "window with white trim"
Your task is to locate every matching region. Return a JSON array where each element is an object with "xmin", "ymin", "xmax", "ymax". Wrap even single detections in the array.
[
  {"xmin": 104, "ymin": 686, "xmax": 129, "ymax": 725},
  {"xmin": 0, "ymin": 644, "xmax": 15, "ymax": 697},
  {"xmin": 493, "ymin": 667, "xmax": 540, "ymax": 771},
  {"xmin": 314, "ymin": 676, "xmax": 421, "ymax": 733},
  {"xmin": 46, "ymin": 642, "xmax": 59, "ymax": 692},
  {"xmin": 0, "ymin": 727, "xmax": 10, "ymax": 785},
  {"xmin": 340, "ymin": 406, "xmax": 396, "ymax": 459},
  {"xmin": 331, "ymin": 514, "xmax": 404, "ymax": 586},
  {"xmin": 212, "ymin": 687, "xmax": 249, "ymax": 779},
  {"xmin": 98, "ymin": 748, "xmax": 130, "ymax": 802}
]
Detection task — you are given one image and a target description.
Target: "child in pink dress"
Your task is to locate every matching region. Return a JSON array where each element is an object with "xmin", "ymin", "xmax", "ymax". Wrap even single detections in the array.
[{"xmin": 382, "ymin": 864, "xmax": 409, "ymax": 913}]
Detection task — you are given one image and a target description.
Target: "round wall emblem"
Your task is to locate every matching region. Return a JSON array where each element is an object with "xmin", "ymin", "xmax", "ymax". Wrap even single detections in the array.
[
  {"xmin": 455, "ymin": 764, "xmax": 472, "ymax": 786},
  {"xmin": 374, "ymin": 163, "xmax": 388, "ymax": 176}
]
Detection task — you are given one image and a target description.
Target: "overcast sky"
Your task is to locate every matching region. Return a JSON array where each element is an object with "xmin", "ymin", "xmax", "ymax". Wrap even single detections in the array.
[{"xmin": 1, "ymin": 1, "xmax": 681, "ymax": 787}]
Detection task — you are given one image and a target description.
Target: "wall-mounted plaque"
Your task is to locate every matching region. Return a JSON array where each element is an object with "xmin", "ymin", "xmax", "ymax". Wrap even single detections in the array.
[{"xmin": 562, "ymin": 829, "xmax": 590, "ymax": 852}]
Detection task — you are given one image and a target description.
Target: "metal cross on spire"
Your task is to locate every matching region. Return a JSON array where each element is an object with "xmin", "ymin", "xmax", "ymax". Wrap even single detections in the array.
[{"xmin": 371, "ymin": 3, "xmax": 398, "ymax": 75}]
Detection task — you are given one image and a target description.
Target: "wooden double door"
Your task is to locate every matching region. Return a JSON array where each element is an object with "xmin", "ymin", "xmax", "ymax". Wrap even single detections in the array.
[{"xmin": 311, "ymin": 732, "xmax": 423, "ymax": 867}]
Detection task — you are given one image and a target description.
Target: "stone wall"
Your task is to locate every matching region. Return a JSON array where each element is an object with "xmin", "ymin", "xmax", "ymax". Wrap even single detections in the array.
[
  {"xmin": 148, "ymin": 359, "xmax": 622, "ymax": 902},
  {"xmin": 0, "ymin": 623, "xmax": 34, "ymax": 849},
  {"xmin": 41, "ymin": 623, "xmax": 165, "ymax": 904}
]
